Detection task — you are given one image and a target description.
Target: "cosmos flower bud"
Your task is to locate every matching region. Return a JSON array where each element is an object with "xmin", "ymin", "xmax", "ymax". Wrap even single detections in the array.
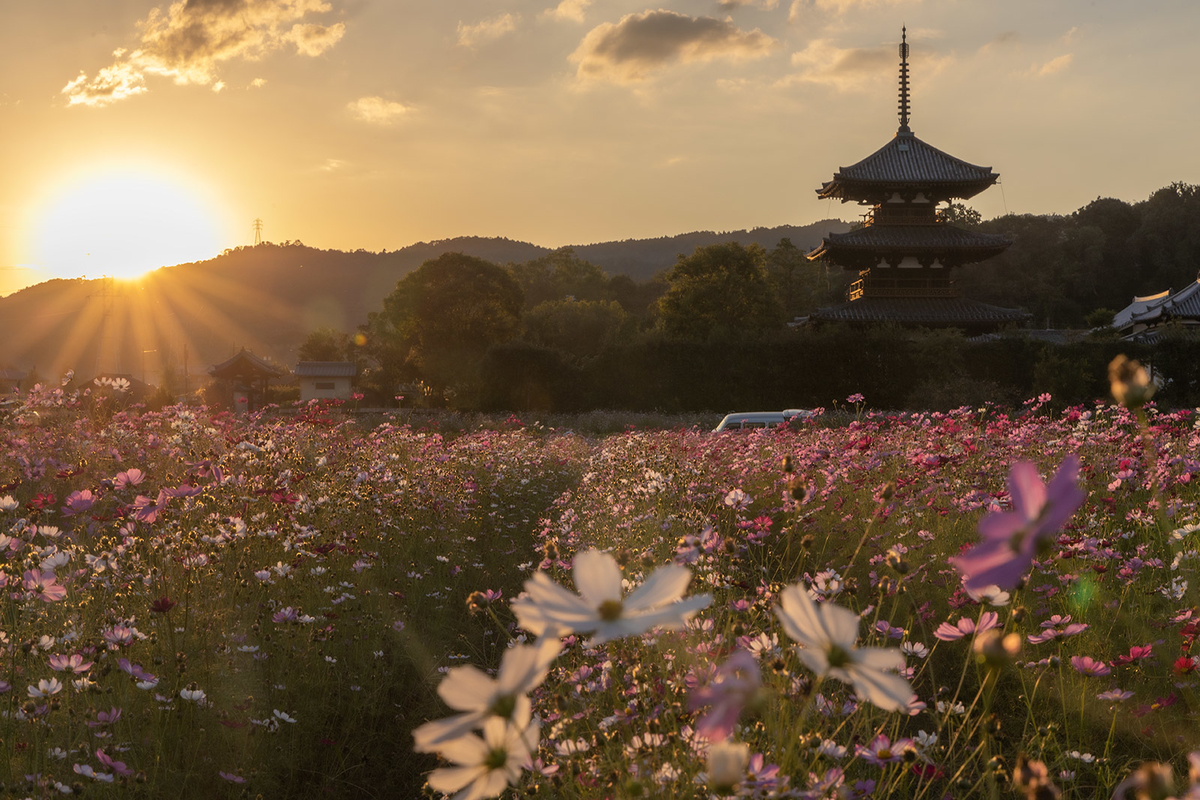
[
  {"xmin": 973, "ymin": 630, "xmax": 1021, "ymax": 668},
  {"xmin": 1109, "ymin": 355, "xmax": 1155, "ymax": 408},
  {"xmin": 781, "ymin": 455, "xmax": 794, "ymax": 474},
  {"xmin": 706, "ymin": 740, "xmax": 749, "ymax": 793}
]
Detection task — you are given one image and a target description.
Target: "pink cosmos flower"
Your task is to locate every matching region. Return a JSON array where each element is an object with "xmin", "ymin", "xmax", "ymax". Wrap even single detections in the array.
[
  {"xmin": 219, "ymin": 771, "xmax": 247, "ymax": 783},
  {"xmin": 62, "ymin": 490, "xmax": 96, "ymax": 516},
  {"xmin": 933, "ymin": 611, "xmax": 1000, "ymax": 642},
  {"xmin": 1112, "ymin": 644, "xmax": 1154, "ymax": 667},
  {"xmin": 113, "ymin": 469, "xmax": 145, "ymax": 489},
  {"xmin": 48, "ymin": 653, "xmax": 93, "ymax": 673},
  {"xmin": 87, "ymin": 707, "xmax": 122, "ymax": 728},
  {"xmin": 855, "ymin": 734, "xmax": 914, "ymax": 767},
  {"xmin": 116, "ymin": 658, "xmax": 155, "ymax": 683},
  {"xmin": 1097, "ymin": 689, "xmax": 1135, "ymax": 702},
  {"xmin": 22, "ymin": 570, "xmax": 67, "ymax": 603},
  {"xmin": 689, "ymin": 649, "xmax": 761, "ymax": 742},
  {"xmin": 95, "ymin": 749, "xmax": 133, "ymax": 777},
  {"xmin": 1070, "ymin": 656, "xmax": 1111, "ymax": 677},
  {"xmin": 950, "ymin": 457, "xmax": 1086, "ymax": 591}
]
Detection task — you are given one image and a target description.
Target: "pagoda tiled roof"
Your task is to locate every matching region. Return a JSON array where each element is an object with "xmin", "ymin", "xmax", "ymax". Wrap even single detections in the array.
[
  {"xmin": 811, "ymin": 295, "xmax": 1028, "ymax": 326},
  {"xmin": 808, "ymin": 224, "xmax": 1012, "ymax": 259},
  {"xmin": 818, "ymin": 131, "xmax": 999, "ymax": 201}
]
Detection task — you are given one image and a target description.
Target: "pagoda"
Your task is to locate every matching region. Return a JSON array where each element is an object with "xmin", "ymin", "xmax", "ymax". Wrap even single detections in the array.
[{"xmin": 806, "ymin": 29, "xmax": 1026, "ymax": 333}]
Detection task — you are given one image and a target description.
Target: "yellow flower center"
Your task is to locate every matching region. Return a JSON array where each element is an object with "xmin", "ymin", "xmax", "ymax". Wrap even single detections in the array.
[{"xmin": 598, "ymin": 599, "xmax": 624, "ymax": 622}]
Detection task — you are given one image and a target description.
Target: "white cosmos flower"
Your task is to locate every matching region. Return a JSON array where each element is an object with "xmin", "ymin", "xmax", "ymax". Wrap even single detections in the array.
[
  {"xmin": 428, "ymin": 716, "xmax": 538, "ymax": 800},
  {"xmin": 511, "ymin": 549, "xmax": 712, "ymax": 646},
  {"xmin": 775, "ymin": 583, "xmax": 912, "ymax": 712},
  {"xmin": 413, "ymin": 636, "xmax": 559, "ymax": 753}
]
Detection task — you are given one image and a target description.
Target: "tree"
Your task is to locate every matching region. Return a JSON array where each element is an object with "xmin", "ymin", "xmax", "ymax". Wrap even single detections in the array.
[
  {"xmin": 940, "ymin": 203, "xmax": 982, "ymax": 227},
  {"xmin": 298, "ymin": 327, "xmax": 352, "ymax": 362},
  {"xmin": 362, "ymin": 253, "xmax": 524, "ymax": 396},
  {"xmin": 655, "ymin": 242, "xmax": 783, "ymax": 340},
  {"xmin": 524, "ymin": 298, "xmax": 629, "ymax": 361},
  {"xmin": 507, "ymin": 249, "xmax": 611, "ymax": 309}
]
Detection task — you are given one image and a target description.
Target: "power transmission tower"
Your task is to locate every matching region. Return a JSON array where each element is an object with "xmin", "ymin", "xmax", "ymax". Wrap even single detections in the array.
[{"xmin": 253, "ymin": 218, "xmax": 264, "ymax": 246}]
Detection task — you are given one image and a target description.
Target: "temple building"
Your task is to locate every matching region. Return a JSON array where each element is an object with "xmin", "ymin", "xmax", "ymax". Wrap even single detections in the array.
[{"xmin": 807, "ymin": 29, "xmax": 1027, "ymax": 334}]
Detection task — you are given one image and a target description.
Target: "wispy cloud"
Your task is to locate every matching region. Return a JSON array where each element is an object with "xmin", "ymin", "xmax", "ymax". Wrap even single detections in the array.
[
  {"xmin": 783, "ymin": 36, "xmax": 948, "ymax": 91},
  {"xmin": 789, "ymin": 0, "xmax": 919, "ymax": 21},
  {"xmin": 1035, "ymin": 54, "xmax": 1073, "ymax": 77},
  {"xmin": 571, "ymin": 10, "xmax": 775, "ymax": 84},
  {"xmin": 540, "ymin": 0, "xmax": 591, "ymax": 23},
  {"xmin": 457, "ymin": 13, "xmax": 520, "ymax": 48},
  {"xmin": 347, "ymin": 96, "xmax": 410, "ymax": 125},
  {"xmin": 62, "ymin": 0, "xmax": 345, "ymax": 107},
  {"xmin": 978, "ymin": 31, "xmax": 1018, "ymax": 55},
  {"xmin": 719, "ymin": 0, "xmax": 779, "ymax": 9}
]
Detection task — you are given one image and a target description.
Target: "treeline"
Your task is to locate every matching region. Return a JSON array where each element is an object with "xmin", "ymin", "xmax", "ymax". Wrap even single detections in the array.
[
  {"xmin": 292, "ymin": 182, "xmax": 1200, "ymax": 413},
  {"xmin": 959, "ymin": 182, "xmax": 1200, "ymax": 327}
]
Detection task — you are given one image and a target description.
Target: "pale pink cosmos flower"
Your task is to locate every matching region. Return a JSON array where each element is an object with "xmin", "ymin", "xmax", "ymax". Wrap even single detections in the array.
[
  {"xmin": 855, "ymin": 734, "xmax": 915, "ymax": 766},
  {"xmin": 689, "ymin": 649, "xmax": 761, "ymax": 742},
  {"xmin": 933, "ymin": 612, "xmax": 1000, "ymax": 642},
  {"xmin": 1070, "ymin": 656, "xmax": 1111, "ymax": 677},
  {"xmin": 48, "ymin": 653, "xmax": 93, "ymax": 674},
  {"xmin": 95, "ymin": 749, "xmax": 133, "ymax": 777},
  {"xmin": 23, "ymin": 570, "xmax": 67, "ymax": 603},
  {"xmin": 62, "ymin": 490, "xmax": 96, "ymax": 516},
  {"xmin": 113, "ymin": 469, "xmax": 145, "ymax": 489},
  {"xmin": 512, "ymin": 549, "xmax": 712, "ymax": 646}
]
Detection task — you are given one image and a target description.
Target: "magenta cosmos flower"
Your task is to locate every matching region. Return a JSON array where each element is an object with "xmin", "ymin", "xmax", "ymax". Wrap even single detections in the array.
[{"xmin": 950, "ymin": 456, "xmax": 1086, "ymax": 592}]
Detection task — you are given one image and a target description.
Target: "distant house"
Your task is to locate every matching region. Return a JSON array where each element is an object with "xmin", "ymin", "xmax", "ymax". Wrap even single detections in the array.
[
  {"xmin": 294, "ymin": 361, "xmax": 355, "ymax": 402},
  {"xmin": 209, "ymin": 349, "xmax": 287, "ymax": 412},
  {"xmin": 0, "ymin": 367, "xmax": 25, "ymax": 396},
  {"xmin": 1114, "ymin": 279, "xmax": 1200, "ymax": 342}
]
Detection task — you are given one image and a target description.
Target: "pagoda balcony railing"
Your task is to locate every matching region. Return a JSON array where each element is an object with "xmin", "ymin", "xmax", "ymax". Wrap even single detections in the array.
[
  {"xmin": 861, "ymin": 208, "xmax": 941, "ymax": 226},
  {"xmin": 863, "ymin": 286, "xmax": 960, "ymax": 298}
]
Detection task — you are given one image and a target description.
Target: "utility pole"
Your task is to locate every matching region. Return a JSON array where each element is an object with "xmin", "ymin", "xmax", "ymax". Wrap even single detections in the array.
[{"xmin": 253, "ymin": 218, "xmax": 264, "ymax": 246}]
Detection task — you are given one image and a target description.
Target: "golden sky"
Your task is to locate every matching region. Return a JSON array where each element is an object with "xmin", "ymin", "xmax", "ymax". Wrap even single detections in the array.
[{"xmin": 1, "ymin": 0, "xmax": 1197, "ymax": 293}]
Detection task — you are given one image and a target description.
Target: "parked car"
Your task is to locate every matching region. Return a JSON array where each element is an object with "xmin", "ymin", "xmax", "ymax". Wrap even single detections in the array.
[{"xmin": 713, "ymin": 409, "xmax": 815, "ymax": 432}]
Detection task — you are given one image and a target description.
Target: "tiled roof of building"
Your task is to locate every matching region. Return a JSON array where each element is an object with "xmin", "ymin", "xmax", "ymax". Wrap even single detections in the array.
[
  {"xmin": 808, "ymin": 224, "xmax": 1012, "ymax": 259},
  {"xmin": 208, "ymin": 348, "xmax": 287, "ymax": 379},
  {"xmin": 294, "ymin": 361, "xmax": 356, "ymax": 378},
  {"xmin": 812, "ymin": 295, "xmax": 1028, "ymax": 326},
  {"xmin": 817, "ymin": 132, "xmax": 999, "ymax": 201},
  {"xmin": 1115, "ymin": 280, "xmax": 1200, "ymax": 332}
]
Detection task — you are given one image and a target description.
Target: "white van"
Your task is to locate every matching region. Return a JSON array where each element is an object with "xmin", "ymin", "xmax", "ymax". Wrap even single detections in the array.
[{"xmin": 713, "ymin": 409, "xmax": 815, "ymax": 432}]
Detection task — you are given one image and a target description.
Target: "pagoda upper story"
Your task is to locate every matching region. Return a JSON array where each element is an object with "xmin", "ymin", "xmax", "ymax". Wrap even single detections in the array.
[{"xmin": 806, "ymin": 29, "xmax": 1024, "ymax": 331}]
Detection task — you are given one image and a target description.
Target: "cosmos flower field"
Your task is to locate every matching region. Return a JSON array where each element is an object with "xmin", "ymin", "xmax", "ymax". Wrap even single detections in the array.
[{"xmin": 3, "ymin": 383, "xmax": 1200, "ymax": 799}]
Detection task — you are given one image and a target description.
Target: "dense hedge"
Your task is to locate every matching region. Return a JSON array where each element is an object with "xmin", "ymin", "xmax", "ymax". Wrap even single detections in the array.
[{"xmin": 477, "ymin": 328, "xmax": 1198, "ymax": 413}]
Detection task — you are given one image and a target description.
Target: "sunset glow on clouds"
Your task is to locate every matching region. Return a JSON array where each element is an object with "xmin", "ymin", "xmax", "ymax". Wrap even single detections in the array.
[{"xmin": 0, "ymin": 0, "xmax": 1196, "ymax": 293}]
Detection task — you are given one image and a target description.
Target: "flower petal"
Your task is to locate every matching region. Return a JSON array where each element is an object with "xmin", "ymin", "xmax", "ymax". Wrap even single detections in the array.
[
  {"xmin": 572, "ymin": 549, "xmax": 623, "ymax": 607},
  {"xmin": 624, "ymin": 564, "xmax": 692, "ymax": 613}
]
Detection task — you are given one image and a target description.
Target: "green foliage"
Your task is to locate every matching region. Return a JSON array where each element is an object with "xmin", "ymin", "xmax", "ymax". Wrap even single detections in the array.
[
  {"xmin": 479, "ymin": 342, "xmax": 582, "ymax": 411},
  {"xmin": 506, "ymin": 248, "xmax": 611, "ymax": 310},
  {"xmin": 298, "ymin": 326, "xmax": 354, "ymax": 362},
  {"xmin": 656, "ymin": 242, "xmax": 783, "ymax": 341},
  {"xmin": 941, "ymin": 202, "xmax": 983, "ymax": 227},
  {"xmin": 362, "ymin": 252, "xmax": 524, "ymax": 396},
  {"xmin": 523, "ymin": 298, "xmax": 630, "ymax": 361}
]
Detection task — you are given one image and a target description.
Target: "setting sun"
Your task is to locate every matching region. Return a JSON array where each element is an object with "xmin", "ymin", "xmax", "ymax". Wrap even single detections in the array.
[{"xmin": 29, "ymin": 167, "xmax": 226, "ymax": 281}]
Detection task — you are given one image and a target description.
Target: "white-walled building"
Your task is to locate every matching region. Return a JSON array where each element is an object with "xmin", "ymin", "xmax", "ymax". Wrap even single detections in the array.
[{"xmin": 295, "ymin": 362, "xmax": 355, "ymax": 402}]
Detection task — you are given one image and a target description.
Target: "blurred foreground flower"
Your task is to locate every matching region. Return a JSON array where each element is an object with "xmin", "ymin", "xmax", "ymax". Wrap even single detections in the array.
[
  {"xmin": 413, "ymin": 637, "xmax": 559, "ymax": 753},
  {"xmin": 950, "ymin": 456, "xmax": 1085, "ymax": 592},
  {"xmin": 512, "ymin": 549, "xmax": 711, "ymax": 646},
  {"xmin": 1109, "ymin": 355, "xmax": 1156, "ymax": 408},
  {"xmin": 427, "ymin": 717, "xmax": 539, "ymax": 800},
  {"xmin": 706, "ymin": 739, "xmax": 750, "ymax": 794},
  {"xmin": 774, "ymin": 584, "xmax": 912, "ymax": 712}
]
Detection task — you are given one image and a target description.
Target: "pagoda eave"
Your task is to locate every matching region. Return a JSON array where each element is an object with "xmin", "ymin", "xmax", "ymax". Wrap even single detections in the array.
[
  {"xmin": 816, "ymin": 177, "xmax": 998, "ymax": 204},
  {"xmin": 810, "ymin": 295, "xmax": 1029, "ymax": 330}
]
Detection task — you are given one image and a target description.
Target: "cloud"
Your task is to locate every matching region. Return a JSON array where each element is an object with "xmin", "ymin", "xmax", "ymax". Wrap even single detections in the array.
[
  {"xmin": 978, "ymin": 30, "xmax": 1018, "ymax": 55},
  {"xmin": 347, "ymin": 96, "xmax": 410, "ymax": 125},
  {"xmin": 1036, "ymin": 53, "xmax": 1072, "ymax": 77},
  {"xmin": 540, "ymin": 0, "xmax": 591, "ymax": 23},
  {"xmin": 457, "ymin": 13, "xmax": 520, "ymax": 48},
  {"xmin": 788, "ymin": 0, "xmax": 918, "ymax": 21},
  {"xmin": 251, "ymin": 77, "xmax": 268, "ymax": 88},
  {"xmin": 784, "ymin": 37, "xmax": 950, "ymax": 91},
  {"xmin": 570, "ymin": 10, "xmax": 775, "ymax": 84},
  {"xmin": 63, "ymin": 0, "xmax": 345, "ymax": 107},
  {"xmin": 319, "ymin": 158, "xmax": 346, "ymax": 171},
  {"xmin": 719, "ymin": 0, "xmax": 779, "ymax": 9}
]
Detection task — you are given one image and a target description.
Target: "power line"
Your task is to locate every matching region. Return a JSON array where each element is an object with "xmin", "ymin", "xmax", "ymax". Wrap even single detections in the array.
[{"xmin": 252, "ymin": 218, "xmax": 264, "ymax": 246}]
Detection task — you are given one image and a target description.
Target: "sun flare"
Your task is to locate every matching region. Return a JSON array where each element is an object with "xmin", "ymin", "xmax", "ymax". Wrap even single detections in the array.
[{"xmin": 30, "ymin": 167, "xmax": 226, "ymax": 281}]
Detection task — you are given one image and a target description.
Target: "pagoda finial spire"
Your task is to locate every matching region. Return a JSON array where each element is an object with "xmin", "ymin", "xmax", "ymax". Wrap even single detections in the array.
[{"xmin": 898, "ymin": 26, "xmax": 911, "ymax": 133}]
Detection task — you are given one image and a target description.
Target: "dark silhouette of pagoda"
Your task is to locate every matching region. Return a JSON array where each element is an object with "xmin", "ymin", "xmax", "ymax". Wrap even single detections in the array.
[{"xmin": 807, "ymin": 29, "xmax": 1026, "ymax": 333}]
